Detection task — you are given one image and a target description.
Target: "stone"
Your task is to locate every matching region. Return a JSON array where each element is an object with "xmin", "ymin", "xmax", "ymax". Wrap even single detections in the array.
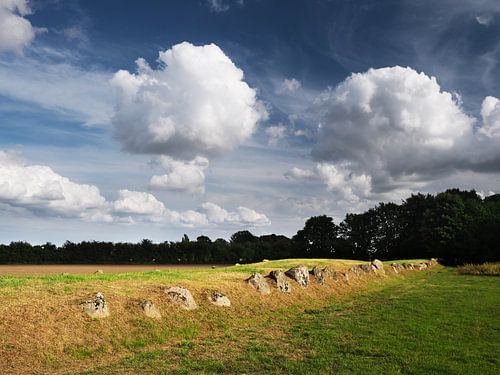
[
  {"xmin": 164, "ymin": 286, "xmax": 198, "ymax": 310},
  {"xmin": 269, "ymin": 270, "xmax": 291, "ymax": 293},
  {"xmin": 322, "ymin": 267, "xmax": 337, "ymax": 280},
  {"xmin": 80, "ymin": 292, "xmax": 109, "ymax": 318},
  {"xmin": 94, "ymin": 269, "xmax": 104, "ymax": 274},
  {"xmin": 285, "ymin": 266, "xmax": 309, "ymax": 288},
  {"xmin": 349, "ymin": 266, "xmax": 363, "ymax": 277},
  {"xmin": 207, "ymin": 291, "xmax": 231, "ymax": 307},
  {"xmin": 262, "ymin": 259, "xmax": 270, "ymax": 262},
  {"xmin": 414, "ymin": 263, "xmax": 427, "ymax": 270},
  {"xmin": 211, "ymin": 265, "xmax": 216, "ymax": 269},
  {"xmin": 141, "ymin": 300, "xmax": 162, "ymax": 319},
  {"xmin": 371, "ymin": 259, "xmax": 385, "ymax": 274},
  {"xmin": 246, "ymin": 273, "xmax": 271, "ymax": 295},
  {"xmin": 341, "ymin": 272, "xmax": 350, "ymax": 284},
  {"xmin": 358, "ymin": 264, "xmax": 373, "ymax": 273},
  {"xmin": 311, "ymin": 266, "xmax": 326, "ymax": 285},
  {"xmin": 390, "ymin": 263, "xmax": 403, "ymax": 273}
]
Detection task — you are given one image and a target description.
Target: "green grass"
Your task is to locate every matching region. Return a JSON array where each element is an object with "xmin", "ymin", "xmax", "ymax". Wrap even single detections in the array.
[{"xmin": 79, "ymin": 268, "xmax": 499, "ymax": 374}]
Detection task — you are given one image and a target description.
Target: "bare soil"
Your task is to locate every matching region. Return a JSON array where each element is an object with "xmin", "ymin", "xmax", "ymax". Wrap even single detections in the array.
[{"xmin": 0, "ymin": 264, "xmax": 225, "ymax": 276}]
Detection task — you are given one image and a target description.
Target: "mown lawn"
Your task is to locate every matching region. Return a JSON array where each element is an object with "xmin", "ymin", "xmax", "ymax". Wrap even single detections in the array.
[{"xmin": 81, "ymin": 268, "xmax": 499, "ymax": 374}]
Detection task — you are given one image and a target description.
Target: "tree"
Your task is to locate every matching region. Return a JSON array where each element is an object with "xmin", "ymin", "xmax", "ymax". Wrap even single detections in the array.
[
  {"xmin": 230, "ymin": 230, "xmax": 257, "ymax": 244},
  {"xmin": 293, "ymin": 215, "xmax": 339, "ymax": 258}
]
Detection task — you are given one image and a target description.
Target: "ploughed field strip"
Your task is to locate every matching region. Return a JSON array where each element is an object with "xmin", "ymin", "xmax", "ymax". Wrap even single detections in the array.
[{"xmin": 0, "ymin": 259, "xmax": 438, "ymax": 374}]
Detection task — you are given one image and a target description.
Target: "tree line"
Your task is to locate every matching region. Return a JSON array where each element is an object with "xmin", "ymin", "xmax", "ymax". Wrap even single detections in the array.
[{"xmin": 1, "ymin": 189, "xmax": 498, "ymax": 265}]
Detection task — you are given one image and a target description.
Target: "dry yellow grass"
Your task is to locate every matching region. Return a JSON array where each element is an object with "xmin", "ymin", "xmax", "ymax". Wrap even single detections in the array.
[
  {"xmin": 457, "ymin": 262, "xmax": 500, "ymax": 276},
  {"xmin": 0, "ymin": 259, "xmax": 432, "ymax": 375}
]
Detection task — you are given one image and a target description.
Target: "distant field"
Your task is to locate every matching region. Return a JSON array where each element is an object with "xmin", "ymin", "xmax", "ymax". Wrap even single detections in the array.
[
  {"xmin": 0, "ymin": 259, "xmax": 497, "ymax": 374},
  {"xmin": 0, "ymin": 264, "xmax": 225, "ymax": 276}
]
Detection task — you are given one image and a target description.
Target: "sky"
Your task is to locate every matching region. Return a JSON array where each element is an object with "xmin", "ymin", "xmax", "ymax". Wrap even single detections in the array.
[{"xmin": 0, "ymin": 0, "xmax": 499, "ymax": 245}]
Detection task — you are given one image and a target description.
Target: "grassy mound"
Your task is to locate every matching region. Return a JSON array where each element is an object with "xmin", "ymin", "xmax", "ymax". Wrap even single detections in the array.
[{"xmin": 2, "ymin": 259, "xmax": 496, "ymax": 374}]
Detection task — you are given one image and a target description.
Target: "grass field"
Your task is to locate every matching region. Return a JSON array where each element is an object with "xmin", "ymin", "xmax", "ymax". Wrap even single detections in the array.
[{"xmin": 0, "ymin": 260, "xmax": 498, "ymax": 374}]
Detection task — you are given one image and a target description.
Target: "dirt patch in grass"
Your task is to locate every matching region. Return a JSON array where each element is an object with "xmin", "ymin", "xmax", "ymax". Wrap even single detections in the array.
[{"xmin": 0, "ymin": 264, "xmax": 226, "ymax": 276}]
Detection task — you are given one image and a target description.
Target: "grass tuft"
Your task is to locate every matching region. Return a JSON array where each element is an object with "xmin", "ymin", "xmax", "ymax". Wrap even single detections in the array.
[{"xmin": 457, "ymin": 262, "xmax": 500, "ymax": 276}]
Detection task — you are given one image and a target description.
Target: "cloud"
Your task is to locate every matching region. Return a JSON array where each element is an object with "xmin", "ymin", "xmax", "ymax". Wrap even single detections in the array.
[
  {"xmin": 111, "ymin": 189, "xmax": 209, "ymax": 226},
  {"xmin": 149, "ymin": 156, "xmax": 208, "ymax": 193},
  {"xmin": 480, "ymin": 96, "xmax": 500, "ymax": 138},
  {"xmin": 236, "ymin": 206, "xmax": 271, "ymax": 226},
  {"xmin": 201, "ymin": 202, "xmax": 270, "ymax": 226},
  {"xmin": 0, "ymin": 149, "xmax": 270, "ymax": 228},
  {"xmin": 284, "ymin": 167, "xmax": 316, "ymax": 180},
  {"xmin": 311, "ymin": 66, "xmax": 500, "ymax": 194},
  {"xmin": 265, "ymin": 125, "xmax": 287, "ymax": 146},
  {"xmin": 0, "ymin": 0, "xmax": 44, "ymax": 53},
  {"xmin": 476, "ymin": 14, "xmax": 494, "ymax": 26},
  {"xmin": 0, "ymin": 56, "xmax": 114, "ymax": 126},
  {"xmin": 316, "ymin": 163, "xmax": 372, "ymax": 203},
  {"xmin": 207, "ymin": 0, "xmax": 229, "ymax": 12},
  {"xmin": 113, "ymin": 189, "xmax": 166, "ymax": 217},
  {"xmin": 278, "ymin": 78, "xmax": 302, "ymax": 93},
  {"xmin": 207, "ymin": 0, "xmax": 243, "ymax": 13},
  {"xmin": 111, "ymin": 42, "xmax": 268, "ymax": 159},
  {"xmin": 285, "ymin": 163, "xmax": 372, "ymax": 203},
  {"xmin": 0, "ymin": 150, "xmax": 111, "ymax": 221}
]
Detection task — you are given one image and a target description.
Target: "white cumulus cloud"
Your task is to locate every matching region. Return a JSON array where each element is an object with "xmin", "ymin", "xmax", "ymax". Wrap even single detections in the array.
[
  {"xmin": 311, "ymin": 66, "xmax": 500, "ymax": 193},
  {"xmin": 0, "ymin": 149, "xmax": 270, "ymax": 228},
  {"xmin": 0, "ymin": 0, "xmax": 44, "ymax": 53},
  {"xmin": 111, "ymin": 42, "xmax": 268, "ymax": 159},
  {"xmin": 480, "ymin": 96, "xmax": 500, "ymax": 138},
  {"xmin": 284, "ymin": 167, "xmax": 317, "ymax": 180},
  {"xmin": 0, "ymin": 150, "xmax": 111, "ymax": 221},
  {"xmin": 113, "ymin": 189, "xmax": 166, "ymax": 217},
  {"xmin": 149, "ymin": 156, "xmax": 208, "ymax": 193},
  {"xmin": 201, "ymin": 202, "xmax": 270, "ymax": 226}
]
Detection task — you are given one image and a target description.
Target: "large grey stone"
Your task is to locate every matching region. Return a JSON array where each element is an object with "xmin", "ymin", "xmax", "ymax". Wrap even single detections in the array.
[
  {"xmin": 390, "ymin": 263, "xmax": 404, "ymax": 273},
  {"xmin": 311, "ymin": 266, "xmax": 326, "ymax": 285},
  {"xmin": 246, "ymin": 273, "xmax": 271, "ymax": 295},
  {"xmin": 164, "ymin": 286, "xmax": 198, "ymax": 310},
  {"xmin": 322, "ymin": 267, "xmax": 337, "ymax": 280},
  {"xmin": 269, "ymin": 270, "xmax": 291, "ymax": 293},
  {"xmin": 285, "ymin": 266, "xmax": 309, "ymax": 288},
  {"xmin": 141, "ymin": 300, "xmax": 162, "ymax": 319},
  {"xmin": 358, "ymin": 264, "xmax": 373, "ymax": 274},
  {"xmin": 349, "ymin": 266, "xmax": 363, "ymax": 277},
  {"xmin": 371, "ymin": 259, "xmax": 385, "ymax": 274},
  {"xmin": 207, "ymin": 291, "xmax": 231, "ymax": 307},
  {"xmin": 341, "ymin": 272, "xmax": 350, "ymax": 284},
  {"xmin": 80, "ymin": 292, "xmax": 109, "ymax": 319}
]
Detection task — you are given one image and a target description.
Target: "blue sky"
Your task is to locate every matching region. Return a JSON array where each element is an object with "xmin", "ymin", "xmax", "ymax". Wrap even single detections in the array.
[{"xmin": 1, "ymin": 0, "xmax": 499, "ymax": 244}]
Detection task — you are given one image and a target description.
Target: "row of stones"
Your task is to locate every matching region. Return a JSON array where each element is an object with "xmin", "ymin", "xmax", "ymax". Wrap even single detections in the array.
[
  {"xmin": 246, "ymin": 258, "xmax": 438, "ymax": 295},
  {"xmin": 80, "ymin": 259, "xmax": 437, "ymax": 318},
  {"xmin": 80, "ymin": 286, "xmax": 230, "ymax": 319}
]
